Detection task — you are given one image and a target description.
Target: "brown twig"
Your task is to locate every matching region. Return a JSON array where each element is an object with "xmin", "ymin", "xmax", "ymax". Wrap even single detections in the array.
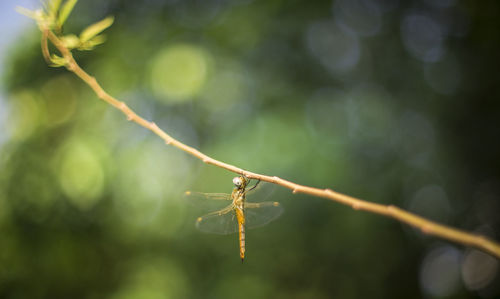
[
  {"xmin": 43, "ymin": 29, "xmax": 500, "ymax": 259},
  {"xmin": 40, "ymin": 29, "xmax": 52, "ymax": 64}
]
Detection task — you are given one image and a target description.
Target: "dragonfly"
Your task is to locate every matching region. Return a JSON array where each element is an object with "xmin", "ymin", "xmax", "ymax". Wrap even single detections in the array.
[{"xmin": 185, "ymin": 176, "xmax": 283, "ymax": 262}]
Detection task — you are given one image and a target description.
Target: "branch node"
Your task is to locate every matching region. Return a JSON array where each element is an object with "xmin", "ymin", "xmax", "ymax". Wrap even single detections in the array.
[
  {"xmin": 353, "ymin": 203, "xmax": 361, "ymax": 210},
  {"xmin": 421, "ymin": 225, "xmax": 431, "ymax": 234},
  {"xmin": 95, "ymin": 86, "xmax": 107, "ymax": 99},
  {"xmin": 67, "ymin": 62, "xmax": 76, "ymax": 71},
  {"xmin": 292, "ymin": 188, "xmax": 299, "ymax": 194}
]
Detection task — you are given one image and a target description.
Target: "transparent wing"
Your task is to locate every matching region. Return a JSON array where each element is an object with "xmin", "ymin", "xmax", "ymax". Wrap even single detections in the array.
[
  {"xmin": 244, "ymin": 201, "xmax": 283, "ymax": 229},
  {"xmin": 184, "ymin": 191, "xmax": 232, "ymax": 211},
  {"xmin": 246, "ymin": 181, "xmax": 275, "ymax": 200},
  {"xmin": 184, "ymin": 191, "xmax": 232, "ymax": 201},
  {"xmin": 195, "ymin": 204, "xmax": 238, "ymax": 235}
]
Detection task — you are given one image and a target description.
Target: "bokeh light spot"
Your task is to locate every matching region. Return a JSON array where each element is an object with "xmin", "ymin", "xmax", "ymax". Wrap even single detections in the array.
[
  {"xmin": 200, "ymin": 60, "xmax": 249, "ymax": 109},
  {"xmin": 58, "ymin": 139, "xmax": 105, "ymax": 210},
  {"xmin": 40, "ymin": 75, "xmax": 77, "ymax": 126},
  {"xmin": 306, "ymin": 20, "xmax": 360, "ymax": 74},
  {"xmin": 420, "ymin": 246, "xmax": 461, "ymax": 297},
  {"xmin": 6, "ymin": 90, "xmax": 40, "ymax": 140},
  {"xmin": 150, "ymin": 44, "xmax": 209, "ymax": 102},
  {"xmin": 401, "ymin": 14, "xmax": 445, "ymax": 62},
  {"xmin": 462, "ymin": 250, "xmax": 498, "ymax": 291},
  {"xmin": 408, "ymin": 185, "xmax": 451, "ymax": 223},
  {"xmin": 113, "ymin": 139, "xmax": 192, "ymax": 236}
]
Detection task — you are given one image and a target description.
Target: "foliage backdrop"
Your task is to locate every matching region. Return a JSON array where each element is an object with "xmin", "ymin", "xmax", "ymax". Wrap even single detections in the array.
[{"xmin": 1, "ymin": 0, "xmax": 500, "ymax": 298}]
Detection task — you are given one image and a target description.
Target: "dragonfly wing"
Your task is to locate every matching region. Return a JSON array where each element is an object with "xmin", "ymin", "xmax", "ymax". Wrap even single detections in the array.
[
  {"xmin": 184, "ymin": 191, "xmax": 232, "ymax": 211},
  {"xmin": 184, "ymin": 191, "xmax": 232, "ymax": 200},
  {"xmin": 244, "ymin": 201, "xmax": 283, "ymax": 229},
  {"xmin": 195, "ymin": 204, "xmax": 239, "ymax": 235},
  {"xmin": 245, "ymin": 181, "xmax": 275, "ymax": 200}
]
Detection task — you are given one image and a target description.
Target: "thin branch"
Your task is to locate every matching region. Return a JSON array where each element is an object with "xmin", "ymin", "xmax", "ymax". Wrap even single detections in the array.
[
  {"xmin": 43, "ymin": 29, "xmax": 500, "ymax": 259},
  {"xmin": 40, "ymin": 29, "xmax": 51, "ymax": 64}
]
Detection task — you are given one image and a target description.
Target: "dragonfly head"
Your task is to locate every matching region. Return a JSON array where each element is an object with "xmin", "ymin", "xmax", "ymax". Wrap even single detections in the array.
[{"xmin": 232, "ymin": 176, "xmax": 248, "ymax": 189}]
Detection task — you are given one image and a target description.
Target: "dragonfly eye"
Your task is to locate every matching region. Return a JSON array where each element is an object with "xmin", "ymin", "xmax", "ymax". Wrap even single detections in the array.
[{"xmin": 233, "ymin": 176, "xmax": 242, "ymax": 187}]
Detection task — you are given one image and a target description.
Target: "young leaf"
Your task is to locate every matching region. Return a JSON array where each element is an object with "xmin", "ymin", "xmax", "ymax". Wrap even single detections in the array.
[
  {"xmin": 57, "ymin": 0, "xmax": 78, "ymax": 27},
  {"xmin": 78, "ymin": 35, "xmax": 107, "ymax": 51},
  {"xmin": 61, "ymin": 34, "xmax": 80, "ymax": 49},
  {"xmin": 79, "ymin": 16, "xmax": 114, "ymax": 43},
  {"xmin": 16, "ymin": 7, "xmax": 44, "ymax": 21},
  {"xmin": 49, "ymin": 54, "xmax": 67, "ymax": 67},
  {"xmin": 49, "ymin": 0, "xmax": 63, "ymax": 17}
]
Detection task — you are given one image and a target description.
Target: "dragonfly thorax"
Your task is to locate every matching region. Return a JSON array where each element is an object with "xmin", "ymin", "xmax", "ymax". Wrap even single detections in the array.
[
  {"xmin": 231, "ymin": 187, "xmax": 246, "ymax": 205},
  {"xmin": 234, "ymin": 194, "xmax": 245, "ymax": 206}
]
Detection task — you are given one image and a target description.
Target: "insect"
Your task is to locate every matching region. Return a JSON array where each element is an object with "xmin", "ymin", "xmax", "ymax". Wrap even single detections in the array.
[{"xmin": 185, "ymin": 176, "xmax": 283, "ymax": 261}]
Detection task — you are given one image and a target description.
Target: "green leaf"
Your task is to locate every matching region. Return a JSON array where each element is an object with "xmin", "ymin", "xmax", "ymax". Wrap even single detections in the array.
[
  {"xmin": 79, "ymin": 16, "xmax": 114, "ymax": 43},
  {"xmin": 49, "ymin": 0, "xmax": 63, "ymax": 17},
  {"xmin": 16, "ymin": 7, "xmax": 44, "ymax": 21},
  {"xmin": 49, "ymin": 54, "xmax": 67, "ymax": 67},
  {"xmin": 78, "ymin": 35, "xmax": 107, "ymax": 51},
  {"xmin": 57, "ymin": 0, "xmax": 78, "ymax": 27},
  {"xmin": 61, "ymin": 34, "xmax": 80, "ymax": 49}
]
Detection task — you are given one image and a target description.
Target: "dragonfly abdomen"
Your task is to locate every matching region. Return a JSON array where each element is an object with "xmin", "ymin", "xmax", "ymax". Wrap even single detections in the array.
[
  {"xmin": 239, "ymin": 222, "xmax": 245, "ymax": 262},
  {"xmin": 236, "ymin": 208, "xmax": 246, "ymax": 262}
]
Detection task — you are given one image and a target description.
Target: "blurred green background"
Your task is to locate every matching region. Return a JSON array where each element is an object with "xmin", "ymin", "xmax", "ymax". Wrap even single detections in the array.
[{"xmin": 1, "ymin": 0, "xmax": 500, "ymax": 298}]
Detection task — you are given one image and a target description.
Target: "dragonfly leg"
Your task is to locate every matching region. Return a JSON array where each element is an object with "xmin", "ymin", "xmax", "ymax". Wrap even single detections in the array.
[{"xmin": 246, "ymin": 179, "xmax": 261, "ymax": 193}]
